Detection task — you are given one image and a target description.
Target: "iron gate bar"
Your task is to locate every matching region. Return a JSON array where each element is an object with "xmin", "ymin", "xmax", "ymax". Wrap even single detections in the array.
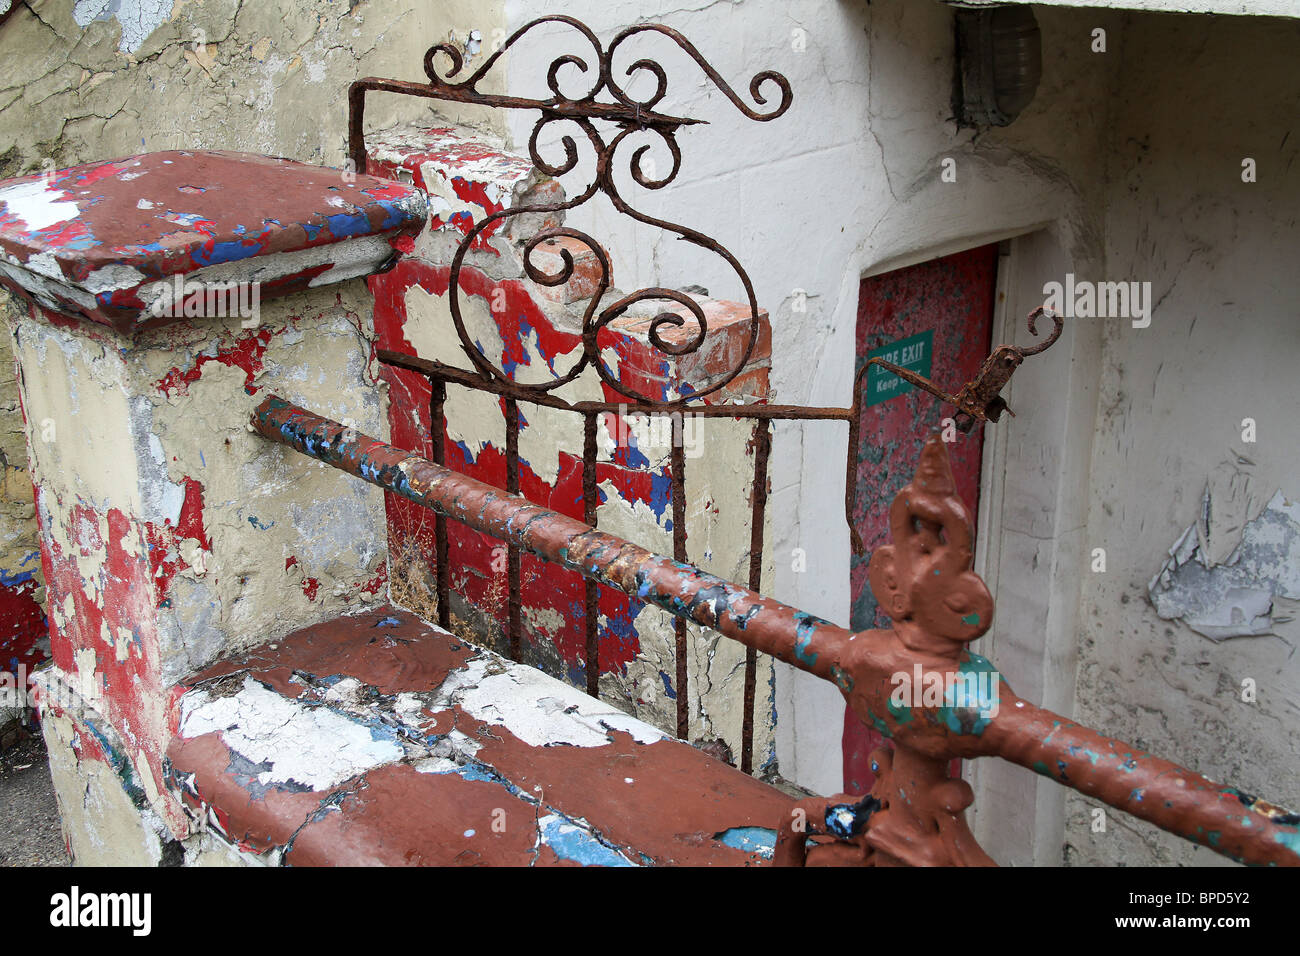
[
  {"xmin": 582, "ymin": 411, "xmax": 600, "ymax": 698},
  {"xmin": 429, "ymin": 378, "xmax": 451, "ymax": 631},
  {"xmin": 252, "ymin": 394, "xmax": 1300, "ymax": 867},
  {"xmin": 742, "ymin": 418, "xmax": 772, "ymax": 775},
  {"xmin": 378, "ymin": 344, "xmax": 1056, "ymax": 551},
  {"xmin": 379, "ymin": 322, "xmax": 1059, "ymax": 770}
]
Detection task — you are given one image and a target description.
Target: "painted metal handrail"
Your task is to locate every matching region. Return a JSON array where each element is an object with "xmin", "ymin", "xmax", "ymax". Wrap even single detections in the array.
[{"xmin": 252, "ymin": 394, "xmax": 1300, "ymax": 867}]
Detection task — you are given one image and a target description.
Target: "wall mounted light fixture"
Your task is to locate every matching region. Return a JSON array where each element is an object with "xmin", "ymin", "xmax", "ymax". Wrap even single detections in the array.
[{"xmin": 952, "ymin": 3, "xmax": 1042, "ymax": 127}]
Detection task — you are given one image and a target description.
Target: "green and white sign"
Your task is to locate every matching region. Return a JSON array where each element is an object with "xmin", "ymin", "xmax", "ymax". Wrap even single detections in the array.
[{"xmin": 865, "ymin": 329, "xmax": 933, "ymax": 407}]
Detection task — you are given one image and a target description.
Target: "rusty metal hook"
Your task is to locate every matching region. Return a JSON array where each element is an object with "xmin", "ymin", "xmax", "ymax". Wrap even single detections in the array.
[{"xmin": 1019, "ymin": 306, "xmax": 1063, "ymax": 356}]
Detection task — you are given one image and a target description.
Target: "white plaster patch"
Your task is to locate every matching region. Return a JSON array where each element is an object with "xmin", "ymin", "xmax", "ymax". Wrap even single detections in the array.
[
  {"xmin": 83, "ymin": 263, "xmax": 148, "ymax": 295},
  {"xmin": 1149, "ymin": 487, "xmax": 1300, "ymax": 640},
  {"xmin": 179, "ymin": 676, "xmax": 404, "ymax": 791}
]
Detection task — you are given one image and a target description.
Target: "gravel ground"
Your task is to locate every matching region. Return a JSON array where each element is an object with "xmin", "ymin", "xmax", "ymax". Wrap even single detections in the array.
[{"xmin": 0, "ymin": 731, "xmax": 70, "ymax": 866}]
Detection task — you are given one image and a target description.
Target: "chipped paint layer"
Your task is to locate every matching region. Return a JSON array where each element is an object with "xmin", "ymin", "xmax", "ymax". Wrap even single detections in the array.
[
  {"xmin": 181, "ymin": 675, "xmax": 405, "ymax": 793},
  {"xmin": 165, "ymin": 607, "xmax": 792, "ymax": 865},
  {"xmin": 0, "ymin": 151, "xmax": 426, "ymax": 333},
  {"xmin": 369, "ymin": 123, "xmax": 775, "ymax": 763},
  {"xmin": 0, "ymin": 143, "xmax": 400, "ymax": 828},
  {"xmin": 1149, "ymin": 487, "xmax": 1300, "ymax": 640}
]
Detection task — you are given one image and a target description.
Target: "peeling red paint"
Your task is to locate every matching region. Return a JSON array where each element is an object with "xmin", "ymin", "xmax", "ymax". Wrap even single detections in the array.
[
  {"xmin": 0, "ymin": 151, "xmax": 427, "ymax": 334},
  {"xmin": 369, "ymin": 234, "xmax": 768, "ymax": 681},
  {"xmin": 167, "ymin": 607, "xmax": 792, "ymax": 865},
  {"xmin": 39, "ymin": 490, "xmax": 176, "ymax": 826},
  {"xmin": 143, "ymin": 477, "xmax": 210, "ymax": 604}
]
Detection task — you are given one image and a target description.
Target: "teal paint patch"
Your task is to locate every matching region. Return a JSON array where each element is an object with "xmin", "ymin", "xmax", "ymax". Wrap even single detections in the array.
[
  {"xmin": 866, "ymin": 329, "xmax": 933, "ymax": 407},
  {"xmin": 961, "ymin": 612, "xmax": 980, "ymax": 627},
  {"xmin": 939, "ymin": 652, "xmax": 1000, "ymax": 736},
  {"xmin": 831, "ymin": 665, "xmax": 854, "ymax": 694},
  {"xmin": 884, "ymin": 691, "xmax": 914, "ymax": 726},
  {"xmin": 1066, "ymin": 745, "xmax": 1102, "ymax": 766},
  {"xmin": 794, "ymin": 632, "xmax": 818, "ymax": 668},
  {"xmin": 792, "ymin": 611, "xmax": 830, "ymax": 669},
  {"xmin": 868, "ymin": 709, "xmax": 896, "ymax": 738},
  {"xmin": 1274, "ymin": 829, "xmax": 1300, "ymax": 858}
]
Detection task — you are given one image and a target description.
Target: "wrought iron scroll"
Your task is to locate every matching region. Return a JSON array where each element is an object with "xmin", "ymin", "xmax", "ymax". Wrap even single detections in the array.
[{"xmin": 351, "ymin": 15, "xmax": 791, "ymax": 407}]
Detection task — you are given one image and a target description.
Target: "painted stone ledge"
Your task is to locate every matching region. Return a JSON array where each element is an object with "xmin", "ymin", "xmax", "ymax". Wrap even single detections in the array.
[
  {"xmin": 367, "ymin": 124, "xmax": 776, "ymax": 764},
  {"xmin": 0, "ymin": 150, "xmax": 418, "ymax": 837},
  {"xmin": 0, "ymin": 150, "xmax": 428, "ymax": 334},
  {"xmin": 165, "ymin": 607, "xmax": 792, "ymax": 866}
]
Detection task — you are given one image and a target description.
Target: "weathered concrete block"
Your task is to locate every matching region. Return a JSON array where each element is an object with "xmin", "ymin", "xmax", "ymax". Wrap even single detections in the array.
[{"xmin": 0, "ymin": 149, "xmax": 428, "ymax": 837}]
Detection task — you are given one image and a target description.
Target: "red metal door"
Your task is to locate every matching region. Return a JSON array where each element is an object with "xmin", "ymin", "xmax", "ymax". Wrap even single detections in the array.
[{"xmin": 845, "ymin": 243, "xmax": 998, "ymax": 793}]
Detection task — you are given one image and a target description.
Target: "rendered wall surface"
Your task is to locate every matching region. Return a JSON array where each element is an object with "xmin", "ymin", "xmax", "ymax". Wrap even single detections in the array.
[
  {"xmin": 1068, "ymin": 12, "xmax": 1300, "ymax": 866},
  {"xmin": 0, "ymin": 339, "xmax": 45, "ymax": 739},
  {"xmin": 0, "ymin": 0, "xmax": 475, "ymax": 730}
]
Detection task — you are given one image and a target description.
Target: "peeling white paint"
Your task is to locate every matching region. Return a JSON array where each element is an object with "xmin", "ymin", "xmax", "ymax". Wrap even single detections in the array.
[
  {"xmin": 0, "ymin": 178, "xmax": 80, "ymax": 231},
  {"xmin": 180, "ymin": 675, "xmax": 404, "ymax": 791},
  {"xmin": 73, "ymin": 0, "xmax": 178, "ymax": 54},
  {"xmin": 443, "ymin": 654, "xmax": 667, "ymax": 748},
  {"xmin": 1150, "ymin": 488, "xmax": 1300, "ymax": 640}
]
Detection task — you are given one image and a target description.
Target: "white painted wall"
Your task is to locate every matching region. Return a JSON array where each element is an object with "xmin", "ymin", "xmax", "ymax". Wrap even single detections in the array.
[{"xmin": 1068, "ymin": 11, "xmax": 1300, "ymax": 866}]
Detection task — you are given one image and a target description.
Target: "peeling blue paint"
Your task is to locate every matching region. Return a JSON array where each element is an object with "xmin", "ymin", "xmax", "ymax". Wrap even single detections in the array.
[
  {"xmin": 715, "ymin": 826, "xmax": 775, "ymax": 860},
  {"xmin": 539, "ymin": 814, "xmax": 636, "ymax": 866}
]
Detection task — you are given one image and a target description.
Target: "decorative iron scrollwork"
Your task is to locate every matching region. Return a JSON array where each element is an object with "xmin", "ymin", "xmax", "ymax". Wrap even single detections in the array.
[{"xmin": 351, "ymin": 16, "xmax": 791, "ymax": 407}]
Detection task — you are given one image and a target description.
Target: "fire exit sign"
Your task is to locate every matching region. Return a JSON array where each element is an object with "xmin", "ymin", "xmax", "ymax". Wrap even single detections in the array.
[{"xmin": 865, "ymin": 329, "xmax": 933, "ymax": 407}]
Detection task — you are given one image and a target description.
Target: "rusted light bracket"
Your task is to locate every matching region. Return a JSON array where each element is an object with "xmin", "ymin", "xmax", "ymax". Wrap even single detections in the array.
[{"xmin": 865, "ymin": 306, "xmax": 1064, "ymax": 433}]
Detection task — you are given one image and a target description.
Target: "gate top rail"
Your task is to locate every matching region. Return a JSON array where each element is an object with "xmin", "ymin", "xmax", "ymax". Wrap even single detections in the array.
[{"xmin": 252, "ymin": 394, "xmax": 1300, "ymax": 867}]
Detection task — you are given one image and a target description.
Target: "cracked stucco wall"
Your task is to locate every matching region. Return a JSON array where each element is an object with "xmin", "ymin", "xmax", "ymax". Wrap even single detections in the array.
[
  {"xmin": 0, "ymin": 0, "xmax": 477, "ymax": 176},
  {"xmin": 8, "ymin": 280, "xmax": 389, "ymax": 826},
  {"xmin": 1069, "ymin": 12, "xmax": 1300, "ymax": 867}
]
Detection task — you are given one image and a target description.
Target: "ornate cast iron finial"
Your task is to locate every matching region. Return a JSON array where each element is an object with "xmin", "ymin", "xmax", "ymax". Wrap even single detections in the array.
[{"xmin": 777, "ymin": 433, "xmax": 997, "ymax": 866}]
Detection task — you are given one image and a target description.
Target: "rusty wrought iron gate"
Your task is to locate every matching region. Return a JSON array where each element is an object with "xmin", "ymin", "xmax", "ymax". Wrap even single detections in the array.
[{"xmin": 254, "ymin": 16, "xmax": 1300, "ymax": 865}]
